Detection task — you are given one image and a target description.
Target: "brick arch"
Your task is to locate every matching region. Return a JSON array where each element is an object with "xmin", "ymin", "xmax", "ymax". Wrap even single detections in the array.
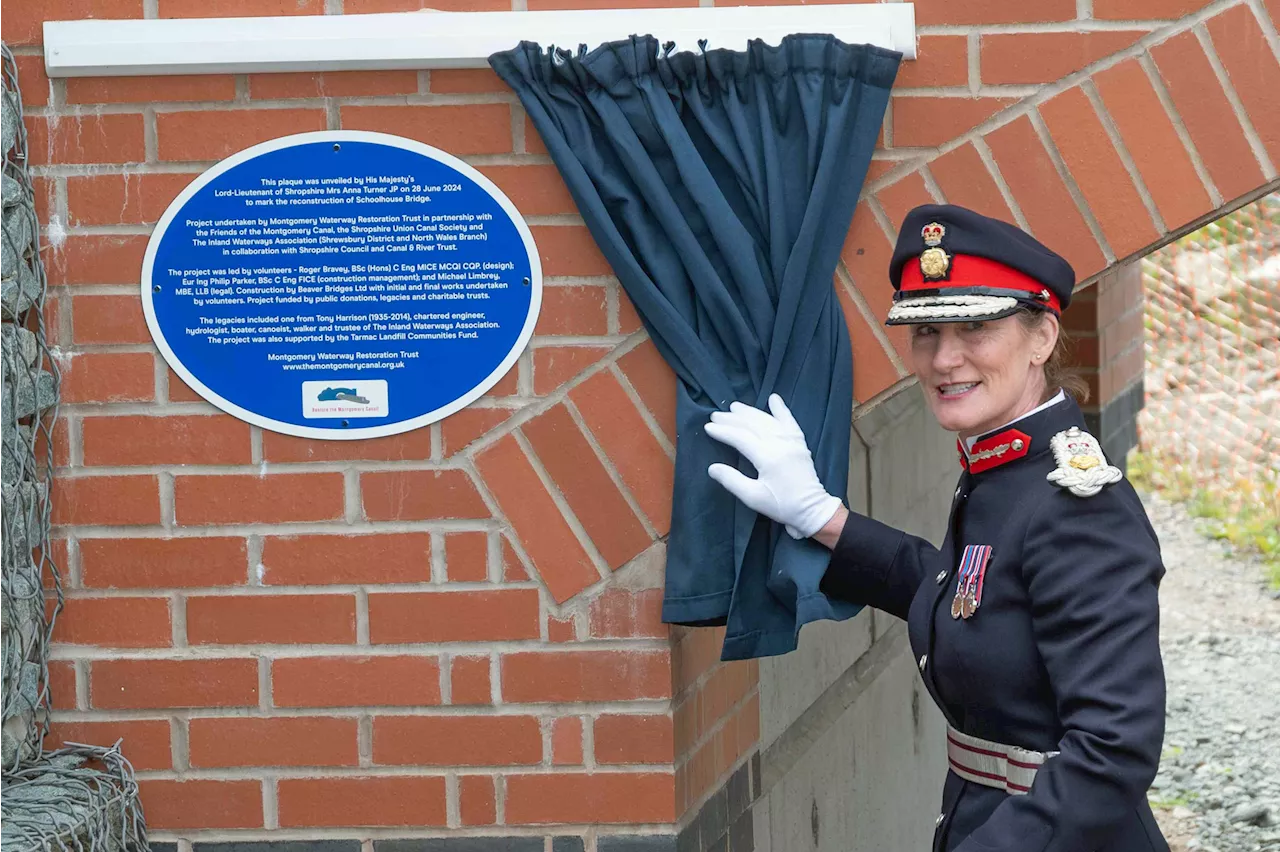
[{"xmin": 837, "ymin": 0, "xmax": 1280, "ymax": 404}]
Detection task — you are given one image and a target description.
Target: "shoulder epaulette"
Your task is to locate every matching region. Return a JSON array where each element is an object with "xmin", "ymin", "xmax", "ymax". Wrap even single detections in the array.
[{"xmin": 1045, "ymin": 426, "xmax": 1123, "ymax": 498}]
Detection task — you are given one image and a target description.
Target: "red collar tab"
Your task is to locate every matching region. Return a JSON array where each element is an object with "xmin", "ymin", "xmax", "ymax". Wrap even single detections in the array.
[
  {"xmin": 958, "ymin": 429, "xmax": 1033, "ymax": 474},
  {"xmin": 901, "ymin": 254, "xmax": 1062, "ymax": 314}
]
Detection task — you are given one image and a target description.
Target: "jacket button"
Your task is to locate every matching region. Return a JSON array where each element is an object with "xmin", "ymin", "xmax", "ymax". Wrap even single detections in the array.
[
  {"xmin": 935, "ymin": 570, "xmax": 947, "ymax": 584},
  {"xmin": 918, "ymin": 654, "xmax": 927, "ymax": 672},
  {"xmin": 935, "ymin": 813, "xmax": 945, "ymax": 828}
]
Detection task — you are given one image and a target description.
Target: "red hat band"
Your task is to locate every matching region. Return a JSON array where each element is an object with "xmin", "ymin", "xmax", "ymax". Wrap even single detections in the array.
[{"xmin": 900, "ymin": 254, "xmax": 1062, "ymax": 314}]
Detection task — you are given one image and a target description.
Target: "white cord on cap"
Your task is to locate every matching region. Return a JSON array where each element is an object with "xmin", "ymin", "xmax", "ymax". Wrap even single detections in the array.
[{"xmin": 887, "ymin": 295, "xmax": 1019, "ymax": 323}]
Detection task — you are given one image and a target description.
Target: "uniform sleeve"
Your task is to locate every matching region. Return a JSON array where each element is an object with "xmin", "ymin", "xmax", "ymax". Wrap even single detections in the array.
[
  {"xmin": 818, "ymin": 510, "xmax": 941, "ymax": 621},
  {"xmin": 956, "ymin": 483, "xmax": 1166, "ymax": 852}
]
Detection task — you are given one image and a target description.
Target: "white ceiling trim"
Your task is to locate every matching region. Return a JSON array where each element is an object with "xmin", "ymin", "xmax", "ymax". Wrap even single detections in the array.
[{"xmin": 43, "ymin": 4, "xmax": 916, "ymax": 77}]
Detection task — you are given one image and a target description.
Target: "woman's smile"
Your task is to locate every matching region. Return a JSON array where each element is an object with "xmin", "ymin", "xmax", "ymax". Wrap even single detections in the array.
[{"xmin": 937, "ymin": 380, "xmax": 981, "ymax": 399}]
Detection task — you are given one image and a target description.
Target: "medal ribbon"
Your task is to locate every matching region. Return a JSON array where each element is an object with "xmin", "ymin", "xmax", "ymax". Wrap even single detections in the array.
[
  {"xmin": 956, "ymin": 545, "xmax": 993, "ymax": 608},
  {"xmin": 972, "ymin": 545, "xmax": 992, "ymax": 603}
]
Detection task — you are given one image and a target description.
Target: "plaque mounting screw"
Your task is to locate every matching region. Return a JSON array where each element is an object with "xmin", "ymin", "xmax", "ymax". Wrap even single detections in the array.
[
  {"xmin": 341, "ymin": 420, "xmax": 349, "ymax": 427},
  {"xmin": 522, "ymin": 277, "xmax": 530, "ymax": 287},
  {"xmin": 333, "ymin": 143, "xmax": 341, "ymax": 152},
  {"xmin": 153, "ymin": 285, "xmax": 161, "ymax": 292}
]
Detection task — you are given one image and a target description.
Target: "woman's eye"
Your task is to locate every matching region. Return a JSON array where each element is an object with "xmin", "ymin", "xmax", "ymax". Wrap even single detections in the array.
[
  {"xmin": 962, "ymin": 321, "xmax": 986, "ymax": 332},
  {"xmin": 913, "ymin": 325, "xmax": 938, "ymax": 338}
]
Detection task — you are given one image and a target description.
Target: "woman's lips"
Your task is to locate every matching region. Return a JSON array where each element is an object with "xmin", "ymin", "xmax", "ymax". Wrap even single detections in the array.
[{"xmin": 938, "ymin": 381, "xmax": 980, "ymax": 399}]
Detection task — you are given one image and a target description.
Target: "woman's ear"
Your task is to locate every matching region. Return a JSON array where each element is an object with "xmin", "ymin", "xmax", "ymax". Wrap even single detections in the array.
[{"xmin": 1031, "ymin": 313, "xmax": 1059, "ymax": 364}]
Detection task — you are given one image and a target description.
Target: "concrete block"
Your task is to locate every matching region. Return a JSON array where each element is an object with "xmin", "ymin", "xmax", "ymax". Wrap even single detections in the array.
[
  {"xmin": 858, "ymin": 384, "xmax": 955, "ymax": 545},
  {"xmin": 377, "ymin": 840, "xmax": 543, "ymax": 852},
  {"xmin": 726, "ymin": 762, "xmax": 750, "ymax": 821},
  {"xmin": 751, "ymin": 798, "xmax": 771, "ymax": 852},
  {"xmin": 762, "ymin": 652, "xmax": 946, "ymax": 851},
  {"xmin": 597, "ymin": 837, "xmax": 678, "ymax": 852},
  {"xmin": 195, "ymin": 839, "xmax": 366, "ymax": 844},
  {"xmin": 697, "ymin": 786, "xmax": 729, "ymax": 850},
  {"xmin": 728, "ymin": 810, "xmax": 754, "ymax": 852},
  {"xmin": 760, "ymin": 609, "xmax": 873, "ymax": 747},
  {"xmin": 676, "ymin": 822, "xmax": 700, "ymax": 852}
]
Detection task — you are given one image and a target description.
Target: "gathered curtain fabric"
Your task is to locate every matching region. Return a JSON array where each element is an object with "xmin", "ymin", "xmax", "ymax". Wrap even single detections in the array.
[{"xmin": 490, "ymin": 35, "xmax": 899, "ymax": 660}]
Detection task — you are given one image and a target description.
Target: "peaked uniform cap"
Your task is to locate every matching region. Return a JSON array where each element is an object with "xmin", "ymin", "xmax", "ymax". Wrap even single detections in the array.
[{"xmin": 886, "ymin": 204, "xmax": 1076, "ymax": 325}]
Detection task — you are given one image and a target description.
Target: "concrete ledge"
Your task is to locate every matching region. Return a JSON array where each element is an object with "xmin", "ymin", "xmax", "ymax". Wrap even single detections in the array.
[{"xmin": 759, "ymin": 622, "xmax": 909, "ymax": 798}]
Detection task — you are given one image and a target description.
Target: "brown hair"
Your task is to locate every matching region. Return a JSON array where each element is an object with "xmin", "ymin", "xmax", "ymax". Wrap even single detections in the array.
[{"xmin": 1016, "ymin": 307, "xmax": 1090, "ymax": 404}]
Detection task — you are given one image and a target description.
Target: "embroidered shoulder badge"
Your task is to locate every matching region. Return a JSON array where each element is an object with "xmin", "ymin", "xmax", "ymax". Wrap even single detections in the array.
[{"xmin": 1046, "ymin": 426, "xmax": 1123, "ymax": 497}]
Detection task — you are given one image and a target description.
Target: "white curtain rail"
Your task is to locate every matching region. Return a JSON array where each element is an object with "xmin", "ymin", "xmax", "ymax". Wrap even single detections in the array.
[{"xmin": 43, "ymin": 4, "xmax": 916, "ymax": 77}]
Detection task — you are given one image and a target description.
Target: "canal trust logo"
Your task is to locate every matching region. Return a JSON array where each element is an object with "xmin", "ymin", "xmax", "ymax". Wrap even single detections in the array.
[{"xmin": 302, "ymin": 380, "xmax": 389, "ymax": 419}]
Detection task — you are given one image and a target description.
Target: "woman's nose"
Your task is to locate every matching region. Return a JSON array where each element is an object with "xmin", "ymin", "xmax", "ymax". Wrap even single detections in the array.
[{"xmin": 932, "ymin": 329, "xmax": 966, "ymax": 370}]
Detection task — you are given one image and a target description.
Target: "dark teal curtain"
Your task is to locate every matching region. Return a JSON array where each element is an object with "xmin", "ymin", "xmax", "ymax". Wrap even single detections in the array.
[{"xmin": 490, "ymin": 35, "xmax": 899, "ymax": 660}]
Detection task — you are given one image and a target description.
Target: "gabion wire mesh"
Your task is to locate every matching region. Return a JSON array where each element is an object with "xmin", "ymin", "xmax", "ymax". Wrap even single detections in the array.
[
  {"xmin": 1139, "ymin": 192, "xmax": 1280, "ymax": 496},
  {"xmin": 2, "ymin": 43, "xmax": 149, "ymax": 852}
]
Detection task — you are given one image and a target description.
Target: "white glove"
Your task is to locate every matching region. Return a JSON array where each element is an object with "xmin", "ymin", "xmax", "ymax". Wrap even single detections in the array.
[{"xmin": 704, "ymin": 393, "xmax": 843, "ymax": 540}]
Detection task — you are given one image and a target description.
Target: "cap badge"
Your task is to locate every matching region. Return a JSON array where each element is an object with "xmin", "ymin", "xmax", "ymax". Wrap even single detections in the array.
[
  {"xmin": 919, "ymin": 248, "xmax": 950, "ymax": 280},
  {"xmin": 1047, "ymin": 426, "xmax": 1123, "ymax": 497},
  {"xmin": 1037, "ymin": 288, "xmax": 1051, "ymax": 302},
  {"xmin": 919, "ymin": 222, "xmax": 950, "ymax": 280}
]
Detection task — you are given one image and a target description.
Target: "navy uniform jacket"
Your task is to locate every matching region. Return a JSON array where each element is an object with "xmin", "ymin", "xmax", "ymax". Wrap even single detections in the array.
[{"xmin": 820, "ymin": 395, "xmax": 1170, "ymax": 851}]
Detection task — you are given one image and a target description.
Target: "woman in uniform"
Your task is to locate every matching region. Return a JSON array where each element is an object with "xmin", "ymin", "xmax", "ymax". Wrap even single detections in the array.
[{"xmin": 704, "ymin": 204, "xmax": 1169, "ymax": 851}]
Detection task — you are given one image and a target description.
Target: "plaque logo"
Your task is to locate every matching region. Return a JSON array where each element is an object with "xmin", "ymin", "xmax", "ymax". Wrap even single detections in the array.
[{"xmin": 303, "ymin": 380, "xmax": 389, "ymax": 419}]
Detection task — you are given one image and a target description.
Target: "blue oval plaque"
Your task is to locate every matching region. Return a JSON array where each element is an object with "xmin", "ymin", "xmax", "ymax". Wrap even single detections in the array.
[{"xmin": 142, "ymin": 131, "xmax": 541, "ymax": 439}]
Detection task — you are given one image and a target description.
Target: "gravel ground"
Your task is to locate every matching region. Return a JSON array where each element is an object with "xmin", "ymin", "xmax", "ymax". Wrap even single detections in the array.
[{"xmin": 1145, "ymin": 492, "xmax": 1280, "ymax": 851}]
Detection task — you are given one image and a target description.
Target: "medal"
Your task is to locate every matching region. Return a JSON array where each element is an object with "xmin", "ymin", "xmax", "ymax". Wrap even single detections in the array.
[{"xmin": 953, "ymin": 545, "xmax": 993, "ymax": 620}]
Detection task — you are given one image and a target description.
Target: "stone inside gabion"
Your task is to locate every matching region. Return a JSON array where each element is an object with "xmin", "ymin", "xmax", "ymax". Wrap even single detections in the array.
[
  {"xmin": 0, "ymin": 42, "xmax": 149, "ymax": 852},
  {"xmin": 0, "ymin": 87, "xmax": 17, "ymax": 161},
  {"xmin": 1, "ymin": 367, "xmax": 56, "ymax": 423},
  {"xmin": 1, "ymin": 324, "xmax": 39, "ymax": 365},
  {"xmin": 1, "ymin": 172, "xmax": 20, "ymax": 200},
  {"xmin": 0, "ymin": 257, "xmax": 39, "ymax": 319},
  {"xmin": 1, "ymin": 204, "xmax": 33, "ymax": 274},
  {"xmin": 1, "ymin": 746, "xmax": 148, "ymax": 852}
]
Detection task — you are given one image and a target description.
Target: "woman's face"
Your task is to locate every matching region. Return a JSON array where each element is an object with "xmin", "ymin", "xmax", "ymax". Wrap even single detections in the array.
[{"xmin": 909, "ymin": 314, "xmax": 1058, "ymax": 439}]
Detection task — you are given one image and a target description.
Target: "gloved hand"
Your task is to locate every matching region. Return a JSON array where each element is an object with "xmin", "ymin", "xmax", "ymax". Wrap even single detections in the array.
[{"xmin": 705, "ymin": 393, "xmax": 843, "ymax": 540}]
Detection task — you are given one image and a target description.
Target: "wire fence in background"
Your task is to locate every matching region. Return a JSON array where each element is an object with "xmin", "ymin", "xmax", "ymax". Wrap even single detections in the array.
[
  {"xmin": 2, "ymin": 43, "xmax": 150, "ymax": 852},
  {"xmin": 1137, "ymin": 192, "xmax": 1280, "ymax": 581}
]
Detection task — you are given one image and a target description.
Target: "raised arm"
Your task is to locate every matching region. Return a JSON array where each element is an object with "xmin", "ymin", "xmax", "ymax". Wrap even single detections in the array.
[
  {"xmin": 814, "ymin": 505, "xmax": 942, "ymax": 621},
  {"xmin": 704, "ymin": 396, "xmax": 941, "ymax": 622}
]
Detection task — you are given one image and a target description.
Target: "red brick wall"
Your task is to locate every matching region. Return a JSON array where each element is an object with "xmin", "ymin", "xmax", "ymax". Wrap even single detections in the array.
[
  {"xmin": 1065, "ymin": 262, "xmax": 1146, "ymax": 407},
  {"xmin": 9, "ymin": 0, "xmax": 1280, "ymax": 844}
]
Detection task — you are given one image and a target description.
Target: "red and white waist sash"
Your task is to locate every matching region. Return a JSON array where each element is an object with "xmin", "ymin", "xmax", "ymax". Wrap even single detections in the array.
[{"xmin": 946, "ymin": 725, "xmax": 1060, "ymax": 795}]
